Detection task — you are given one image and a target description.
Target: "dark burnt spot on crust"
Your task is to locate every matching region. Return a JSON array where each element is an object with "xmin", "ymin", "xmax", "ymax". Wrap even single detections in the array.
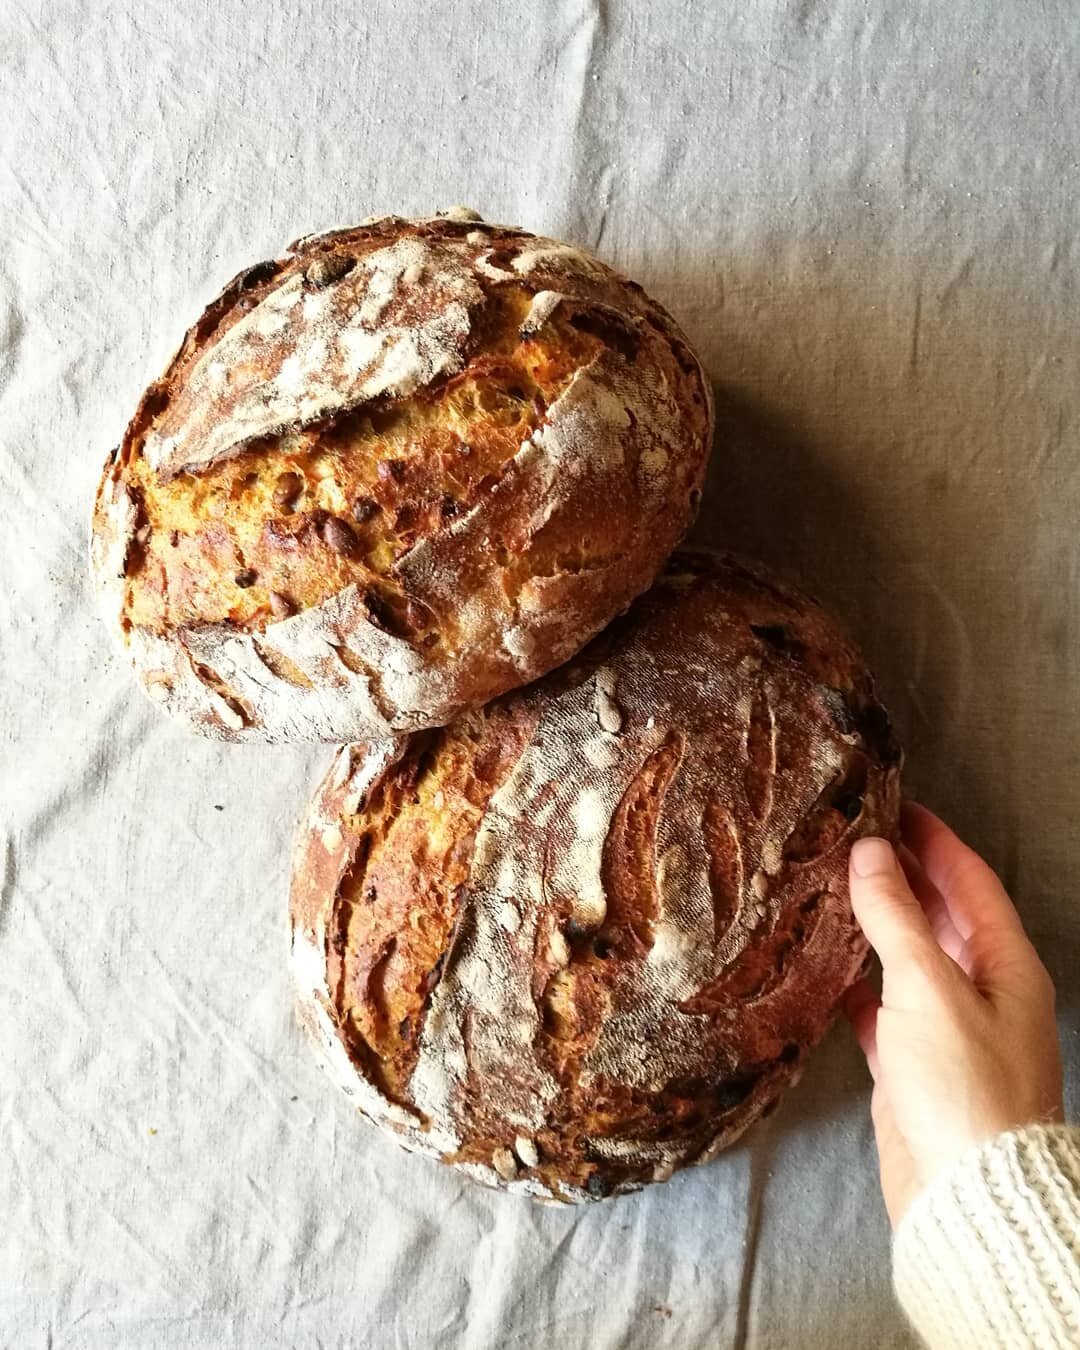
[
  {"xmin": 103, "ymin": 210, "xmax": 714, "ymax": 752},
  {"xmin": 818, "ymin": 684, "xmax": 856, "ymax": 734},
  {"xmin": 235, "ymin": 258, "xmax": 281, "ymax": 293},
  {"xmin": 482, "ymin": 246, "xmax": 519, "ymax": 271},
  {"xmin": 361, "ymin": 585, "xmax": 434, "ymax": 641},
  {"xmin": 852, "ymin": 694, "xmax": 901, "ymax": 765},
  {"xmin": 818, "ymin": 682, "xmax": 900, "ymax": 766},
  {"xmin": 116, "ymin": 231, "xmax": 690, "ymax": 642},
  {"xmin": 360, "ymin": 587, "xmax": 397, "ymax": 633},
  {"xmin": 568, "ymin": 306, "xmax": 642, "ymax": 361},
  {"xmin": 562, "ymin": 1064, "xmax": 773, "ymax": 1185},
  {"xmin": 711, "ymin": 1071, "xmax": 762, "ymax": 1113},
  {"xmin": 564, "ymin": 916, "xmax": 591, "ymax": 943},
  {"xmin": 289, "ymin": 552, "xmax": 898, "ymax": 1197},
  {"xmin": 660, "ymin": 1069, "xmax": 760, "ymax": 1118},
  {"xmin": 669, "ymin": 336, "xmax": 702, "ymax": 377},
  {"xmin": 189, "ymin": 260, "xmax": 284, "ymax": 348},
  {"xmin": 585, "ymin": 1172, "xmax": 612, "ymax": 1199},
  {"xmin": 782, "ymin": 756, "xmax": 867, "ymax": 863},
  {"xmin": 320, "ymin": 515, "xmax": 359, "ymax": 558},
  {"xmin": 273, "ymin": 470, "xmax": 304, "ymax": 511},
  {"xmin": 750, "ymin": 623, "xmax": 803, "ymax": 658}
]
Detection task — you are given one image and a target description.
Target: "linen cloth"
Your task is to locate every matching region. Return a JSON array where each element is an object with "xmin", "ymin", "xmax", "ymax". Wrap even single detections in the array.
[{"xmin": 2, "ymin": 2, "xmax": 1079, "ymax": 1346}]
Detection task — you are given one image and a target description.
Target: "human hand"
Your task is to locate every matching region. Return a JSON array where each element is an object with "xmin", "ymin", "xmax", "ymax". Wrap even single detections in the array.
[{"xmin": 843, "ymin": 802, "xmax": 1064, "ymax": 1227}]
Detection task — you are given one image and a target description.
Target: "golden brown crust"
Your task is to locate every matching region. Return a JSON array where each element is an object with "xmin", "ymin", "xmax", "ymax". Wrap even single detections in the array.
[
  {"xmin": 91, "ymin": 213, "xmax": 713, "ymax": 742},
  {"xmin": 290, "ymin": 551, "xmax": 903, "ymax": 1201}
]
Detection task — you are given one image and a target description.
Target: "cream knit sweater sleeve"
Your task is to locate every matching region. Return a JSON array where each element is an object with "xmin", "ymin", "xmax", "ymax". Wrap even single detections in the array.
[{"xmin": 892, "ymin": 1125, "xmax": 1080, "ymax": 1349}]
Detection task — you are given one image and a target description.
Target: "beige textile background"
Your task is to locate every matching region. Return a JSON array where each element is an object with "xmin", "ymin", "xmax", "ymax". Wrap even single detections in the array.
[{"xmin": 2, "ymin": 2, "xmax": 1078, "ymax": 1346}]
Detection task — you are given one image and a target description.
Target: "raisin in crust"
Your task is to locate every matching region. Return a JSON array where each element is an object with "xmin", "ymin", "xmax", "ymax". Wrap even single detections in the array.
[
  {"xmin": 290, "ymin": 552, "xmax": 902, "ymax": 1201},
  {"xmin": 91, "ymin": 209, "xmax": 713, "ymax": 743}
]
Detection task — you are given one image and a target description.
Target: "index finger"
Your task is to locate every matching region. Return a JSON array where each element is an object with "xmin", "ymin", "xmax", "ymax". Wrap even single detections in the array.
[{"xmin": 900, "ymin": 801, "xmax": 1024, "ymax": 941}]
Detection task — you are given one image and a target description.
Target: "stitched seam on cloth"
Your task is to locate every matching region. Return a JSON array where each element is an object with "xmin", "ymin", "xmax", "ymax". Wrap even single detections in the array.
[
  {"xmin": 731, "ymin": 1126, "xmax": 771, "ymax": 1349},
  {"xmin": 0, "ymin": 834, "xmax": 15, "ymax": 943}
]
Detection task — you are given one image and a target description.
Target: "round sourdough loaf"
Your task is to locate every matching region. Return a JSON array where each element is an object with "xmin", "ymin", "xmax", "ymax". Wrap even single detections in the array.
[
  {"xmin": 290, "ymin": 552, "xmax": 902, "ymax": 1201},
  {"xmin": 91, "ymin": 210, "xmax": 712, "ymax": 742}
]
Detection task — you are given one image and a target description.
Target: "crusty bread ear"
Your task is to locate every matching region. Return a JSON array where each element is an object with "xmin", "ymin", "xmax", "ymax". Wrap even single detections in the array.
[
  {"xmin": 91, "ymin": 213, "xmax": 712, "ymax": 743},
  {"xmin": 289, "ymin": 551, "xmax": 902, "ymax": 1202}
]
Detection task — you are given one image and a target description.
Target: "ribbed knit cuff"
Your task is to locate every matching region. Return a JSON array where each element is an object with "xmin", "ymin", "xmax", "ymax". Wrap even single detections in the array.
[{"xmin": 893, "ymin": 1125, "xmax": 1080, "ymax": 1349}]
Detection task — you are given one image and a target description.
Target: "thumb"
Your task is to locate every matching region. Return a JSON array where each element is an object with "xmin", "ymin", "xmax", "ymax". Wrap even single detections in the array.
[{"xmin": 849, "ymin": 837, "xmax": 946, "ymax": 978}]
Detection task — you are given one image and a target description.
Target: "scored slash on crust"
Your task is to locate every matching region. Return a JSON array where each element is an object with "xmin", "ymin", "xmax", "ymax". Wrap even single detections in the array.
[
  {"xmin": 90, "ymin": 212, "xmax": 714, "ymax": 744},
  {"xmin": 287, "ymin": 553, "xmax": 901, "ymax": 1202}
]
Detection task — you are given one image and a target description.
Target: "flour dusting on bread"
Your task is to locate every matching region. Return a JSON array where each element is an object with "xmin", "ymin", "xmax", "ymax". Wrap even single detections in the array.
[
  {"xmin": 92, "ymin": 211, "xmax": 713, "ymax": 743},
  {"xmin": 289, "ymin": 553, "xmax": 902, "ymax": 1200}
]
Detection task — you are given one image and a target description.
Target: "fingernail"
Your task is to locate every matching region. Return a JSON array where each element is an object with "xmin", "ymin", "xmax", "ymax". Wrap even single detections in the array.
[{"xmin": 851, "ymin": 837, "xmax": 895, "ymax": 878}]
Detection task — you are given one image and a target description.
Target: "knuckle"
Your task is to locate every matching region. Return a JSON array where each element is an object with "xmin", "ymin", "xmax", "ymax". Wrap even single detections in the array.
[
  {"xmin": 984, "ymin": 932, "xmax": 1055, "ymax": 997},
  {"xmin": 967, "ymin": 922, "xmax": 1032, "ymax": 971}
]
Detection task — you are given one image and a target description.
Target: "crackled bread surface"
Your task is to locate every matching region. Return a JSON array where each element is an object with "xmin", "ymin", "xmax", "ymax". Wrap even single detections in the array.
[
  {"xmin": 91, "ymin": 210, "xmax": 712, "ymax": 742},
  {"xmin": 290, "ymin": 553, "xmax": 902, "ymax": 1201}
]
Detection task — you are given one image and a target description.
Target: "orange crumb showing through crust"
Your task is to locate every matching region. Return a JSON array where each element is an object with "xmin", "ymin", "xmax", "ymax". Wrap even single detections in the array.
[
  {"xmin": 289, "ymin": 552, "xmax": 902, "ymax": 1198},
  {"xmin": 332, "ymin": 706, "xmax": 533, "ymax": 1103},
  {"xmin": 122, "ymin": 288, "xmax": 603, "ymax": 638}
]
